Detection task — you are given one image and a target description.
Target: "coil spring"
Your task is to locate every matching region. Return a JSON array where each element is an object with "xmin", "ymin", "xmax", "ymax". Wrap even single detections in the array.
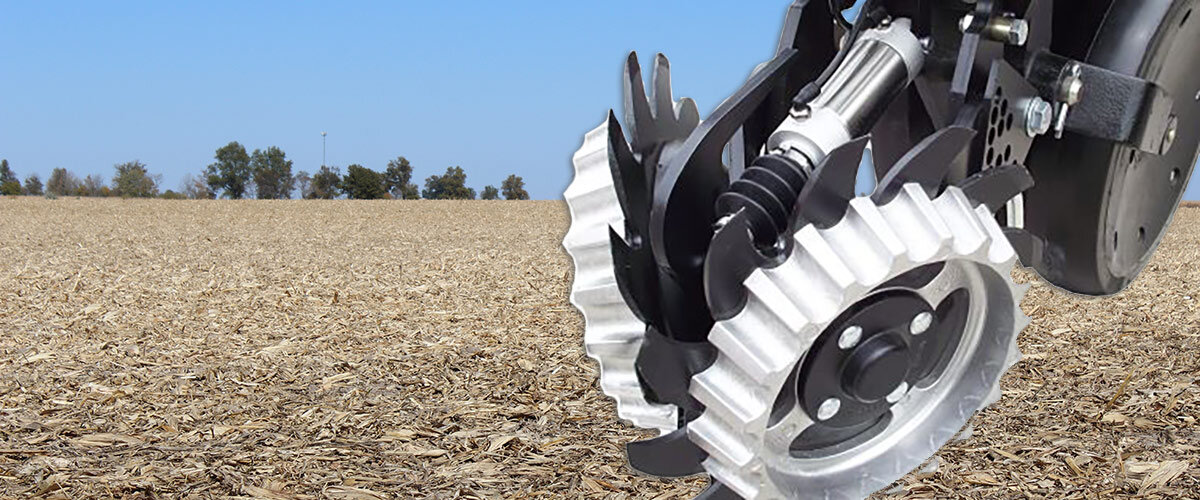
[{"xmin": 715, "ymin": 153, "xmax": 811, "ymax": 247}]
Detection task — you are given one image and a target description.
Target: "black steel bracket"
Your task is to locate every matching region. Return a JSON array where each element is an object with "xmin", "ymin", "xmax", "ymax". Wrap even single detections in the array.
[{"xmin": 1026, "ymin": 51, "xmax": 1176, "ymax": 153}]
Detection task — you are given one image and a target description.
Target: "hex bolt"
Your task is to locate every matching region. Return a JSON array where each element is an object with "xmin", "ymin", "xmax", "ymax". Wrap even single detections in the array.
[
  {"xmin": 958, "ymin": 13, "xmax": 975, "ymax": 33},
  {"xmin": 999, "ymin": 17, "xmax": 1030, "ymax": 46},
  {"xmin": 910, "ymin": 312, "xmax": 934, "ymax": 336},
  {"xmin": 886, "ymin": 381, "xmax": 910, "ymax": 404},
  {"xmin": 1162, "ymin": 115, "xmax": 1178, "ymax": 154},
  {"xmin": 817, "ymin": 398, "xmax": 842, "ymax": 421},
  {"xmin": 838, "ymin": 325, "xmax": 863, "ymax": 350},
  {"xmin": 1023, "ymin": 97, "xmax": 1054, "ymax": 137}
]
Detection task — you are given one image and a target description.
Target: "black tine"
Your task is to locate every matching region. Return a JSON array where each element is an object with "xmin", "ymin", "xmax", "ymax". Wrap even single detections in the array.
[
  {"xmin": 695, "ymin": 481, "xmax": 744, "ymax": 500},
  {"xmin": 652, "ymin": 53, "xmax": 674, "ymax": 128},
  {"xmin": 609, "ymin": 228, "xmax": 654, "ymax": 323},
  {"xmin": 625, "ymin": 427, "xmax": 708, "ymax": 478},
  {"xmin": 1004, "ymin": 227, "xmax": 1047, "ymax": 268},
  {"xmin": 676, "ymin": 97, "xmax": 701, "ymax": 137},
  {"xmin": 623, "ymin": 52, "xmax": 656, "ymax": 152},
  {"xmin": 872, "ymin": 126, "xmax": 975, "ymax": 205},
  {"xmin": 957, "ymin": 163, "xmax": 1035, "ymax": 213},
  {"xmin": 606, "ymin": 111, "xmax": 650, "ymax": 229},
  {"xmin": 793, "ymin": 136, "xmax": 870, "ymax": 231},
  {"xmin": 703, "ymin": 210, "xmax": 764, "ymax": 320}
]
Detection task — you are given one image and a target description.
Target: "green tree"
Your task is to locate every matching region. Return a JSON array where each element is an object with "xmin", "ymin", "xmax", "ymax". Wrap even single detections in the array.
[
  {"xmin": 47, "ymin": 168, "xmax": 81, "ymax": 196},
  {"xmin": 481, "ymin": 185, "xmax": 500, "ymax": 200},
  {"xmin": 82, "ymin": 174, "xmax": 108, "ymax": 197},
  {"xmin": 0, "ymin": 160, "xmax": 18, "ymax": 196},
  {"xmin": 204, "ymin": 142, "xmax": 252, "ymax": 199},
  {"xmin": 251, "ymin": 146, "xmax": 294, "ymax": 199},
  {"xmin": 422, "ymin": 166, "xmax": 476, "ymax": 200},
  {"xmin": 501, "ymin": 174, "xmax": 530, "ymax": 200},
  {"xmin": 385, "ymin": 156, "xmax": 420, "ymax": 199},
  {"xmin": 22, "ymin": 175, "xmax": 43, "ymax": 196},
  {"xmin": 113, "ymin": 160, "xmax": 159, "ymax": 198},
  {"xmin": 342, "ymin": 164, "xmax": 387, "ymax": 199},
  {"xmin": 0, "ymin": 159, "xmax": 16, "ymax": 186},
  {"xmin": 310, "ymin": 165, "xmax": 342, "ymax": 199},
  {"xmin": 160, "ymin": 190, "xmax": 187, "ymax": 200}
]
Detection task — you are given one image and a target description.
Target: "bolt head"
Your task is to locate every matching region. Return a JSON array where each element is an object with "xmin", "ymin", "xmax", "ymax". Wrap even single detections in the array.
[
  {"xmin": 1008, "ymin": 19, "xmax": 1030, "ymax": 46},
  {"xmin": 1162, "ymin": 115, "xmax": 1179, "ymax": 154},
  {"xmin": 838, "ymin": 326, "xmax": 863, "ymax": 350},
  {"xmin": 959, "ymin": 14, "xmax": 975, "ymax": 32},
  {"xmin": 910, "ymin": 312, "xmax": 934, "ymax": 335},
  {"xmin": 817, "ymin": 398, "xmax": 841, "ymax": 421},
  {"xmin": 1025, "ymin": 98, "xmax": 1054, "ymax": 137},
  {"xmin": 1061, "ymin": 76, "xmax": 1084, "ymax": 105}
]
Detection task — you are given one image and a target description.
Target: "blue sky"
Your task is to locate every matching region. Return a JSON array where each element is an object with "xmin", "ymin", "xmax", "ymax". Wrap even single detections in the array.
[{"xmin": 1, "ymin": 2, "xmax": 1197, "ymax": 200}]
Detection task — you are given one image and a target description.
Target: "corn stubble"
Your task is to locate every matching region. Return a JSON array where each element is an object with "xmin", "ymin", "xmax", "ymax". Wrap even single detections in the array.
[{"xmin": 1, "ymin": 198, "xmax": 1198, "ymax": 498}]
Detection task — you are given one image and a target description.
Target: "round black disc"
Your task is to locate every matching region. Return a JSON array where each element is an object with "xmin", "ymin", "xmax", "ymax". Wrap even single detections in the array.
[{"xmin": 1025, "ymin": 0, "xmax": 1200, "ymax": 295}]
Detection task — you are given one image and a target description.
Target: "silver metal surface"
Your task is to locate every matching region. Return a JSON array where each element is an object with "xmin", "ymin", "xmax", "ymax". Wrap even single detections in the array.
[
  {"xmin": 985, "ymin": 16, "xmax": 1029, "ymax": 46},
  {"xmin": 688, "ymin": 185, "xmax": 1028, "ymax": 499},
  {"xmin": 958, "ymin": 14, "xmax": 975, "ymax": 33},
  {"xmin": 1006, "ymin": 193, "xmax": 1026, "ymax": 230},
  {"xmin": 885, "ymin": 382, "xmax": 909, "ymax": 404},
  {"xmin": 563, "ymin": 122, "xmax": 677, "ymax": 433},
  {"xmin": 767, "ymin": 19, "xmax": 924, "ymax": 169}
]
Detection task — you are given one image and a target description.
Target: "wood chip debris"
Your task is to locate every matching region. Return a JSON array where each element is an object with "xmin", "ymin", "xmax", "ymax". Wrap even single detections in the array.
[{"xmin": 1, "ymin": 198, "xmax": 1198, "ymax": 498}]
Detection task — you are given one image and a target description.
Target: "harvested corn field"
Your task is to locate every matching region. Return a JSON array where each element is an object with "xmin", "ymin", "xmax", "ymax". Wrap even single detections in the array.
[{"xmin": 1, "ymin": 198, "xmax": 1199, "ymax": 499}]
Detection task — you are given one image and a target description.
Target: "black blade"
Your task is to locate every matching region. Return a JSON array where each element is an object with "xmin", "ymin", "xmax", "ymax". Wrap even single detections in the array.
[
  {"xmin": 623, "ymin": 52, "xmax": 657, "ymax": 154},
  {"xmin": 606, "ymin": 111, "xmax": 650, "ymax": 233},
  {"xmin": 957, "ymin": 163, "xmax": 1035, "ymax": 213},
  {"xmin": 872, "ymin": 126, "xmax": 975, "ymax": 204},
  {"xmin": 695, "ymin": 482, "xmax": 744, "ymax": 500},
  {"xmin": 1004, "ymin": 227, "xmax": 1049, "ymax": 269},
  {"xmin": 676, "ymin": 97, "xmax": 700, "ymax": 138},
  {"xmin": 610, "ymin": 228, "xmax": 658, "ymax": 325},
  {"xmin": 626, "ymin": 427, "xmax": 707, "ymax": 478},
  {"xmin": 652, "ymin": 53, "xmax": 675, "ymax": 129},
  {"xmin": 704, "ymin": 210, "xmax": 768, "ymax": 320},
  {"xmin": 652, "ymin": 48, "xmax": 801, "ymax": 274},
  {"xmin": 792, "ymin": 136, "xmax": 870, "ymax": 231}
]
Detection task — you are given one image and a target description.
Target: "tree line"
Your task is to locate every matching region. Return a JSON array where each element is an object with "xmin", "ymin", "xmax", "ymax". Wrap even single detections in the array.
[{"xmin": 0, "ymin": 141, "xmax": 531, "ymax": 201}]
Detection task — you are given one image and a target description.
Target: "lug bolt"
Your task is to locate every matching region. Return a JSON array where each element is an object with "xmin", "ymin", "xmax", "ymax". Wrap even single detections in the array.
[
  {"xmin": 1162, "ymin": 115, "xmax": 1178, "ymax": 155},
  {"xmin": 910, "ymin": 312, "xmax": 934, "ymax": 335},
  {"xmin": 958, "ymin": 14, "xmax": 975, "ymax": 33},
  {"xmin": 838, "ymin": 325, "xmax": 863, "ymax": 350},
  {"xmin": 996, "ymin": 17, "xmax": 1030, "ymax": 46},
  {"xmin": 886, "ymin": 381, "xmax": 910, "ymax": 404},
  {"xmin": 817, "ymin": 398, "xmax": 841, "ymax": 421},
  {"xmin": 1024, "ymin": 97, "xmax": 1054, "ymax": 137}
]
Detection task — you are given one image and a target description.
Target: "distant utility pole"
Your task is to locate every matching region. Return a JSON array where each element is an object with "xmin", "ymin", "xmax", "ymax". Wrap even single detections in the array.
[{"xmin": 321, "ymin": 131, "xmax": 327, "ymax": 167}]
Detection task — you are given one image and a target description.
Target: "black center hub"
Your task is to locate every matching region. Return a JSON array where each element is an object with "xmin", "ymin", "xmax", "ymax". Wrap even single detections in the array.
[
  {"xmin": 842, "ymin": 333, "xmax": 910, "ymax": 402},
  {"xmin": 795, "ymin": 285, "xmax": 970, "ymax": 439}
]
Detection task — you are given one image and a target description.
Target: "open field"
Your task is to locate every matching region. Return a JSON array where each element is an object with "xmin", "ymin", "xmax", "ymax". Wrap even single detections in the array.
[{"xmin": 2, "ymin": 198, "xmax": 1199, "ymax": 499}]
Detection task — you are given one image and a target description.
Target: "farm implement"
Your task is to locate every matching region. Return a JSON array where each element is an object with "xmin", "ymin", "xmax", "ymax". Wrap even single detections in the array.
[{"xmin": 564, "ymin": 0, "xmax": 1200, "ymax": 498}]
